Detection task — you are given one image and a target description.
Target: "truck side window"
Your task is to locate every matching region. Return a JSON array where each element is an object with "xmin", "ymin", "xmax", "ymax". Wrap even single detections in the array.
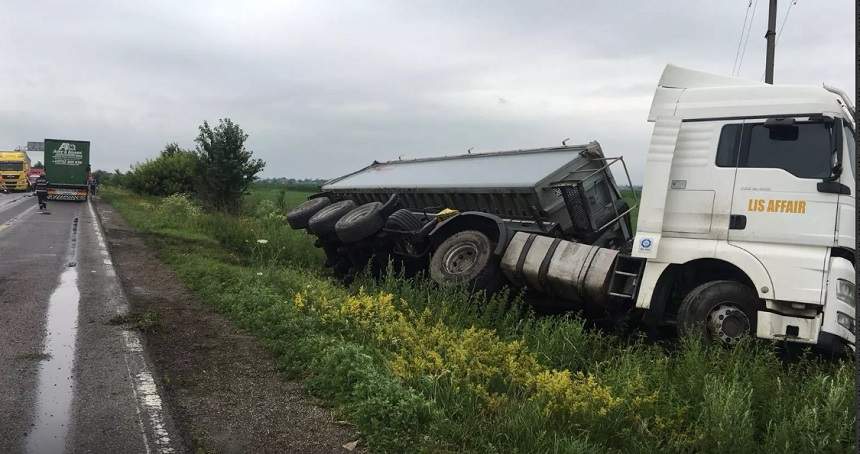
[
  {"xmin": 716, "ymin": 122, "xmax": 833, "ymax": 179},
  {"xmin": 715, "ymin": 124, "xmax": 743, "ymax": 167},
  {"xmin": 742, "ymin": 122, "xmax": 832, "ymax": 179}
]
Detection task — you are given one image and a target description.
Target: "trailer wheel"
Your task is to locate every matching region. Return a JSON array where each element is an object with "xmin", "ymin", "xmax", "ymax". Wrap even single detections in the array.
[
  {"xmin": 335, "ymin": 202, "xmax": 386, "ymax": 243},
  {"xmin": 365, "ymin": 209, "xmax": 427, "ymax": 278},
  {"xmin": 379, "ymin": 194, "xmax": 402, "ymax": 218},
  {"xmin": 386, "ymin": 209, "xmax": 423, "ymax": 232},
  {"xmin": 308, "ymin": 200, "xmax": 357, "ymax": 235},
  {"xmin": 286, "ymin": 197, "xmax": 330, "ymax": 229},
  {"xmin": 430, "ymin": 230, "xmax": 503, "ymax": 294},
  {"xmin": 677, "ymin": 280, "xmax": 758, "ymax": 346}
]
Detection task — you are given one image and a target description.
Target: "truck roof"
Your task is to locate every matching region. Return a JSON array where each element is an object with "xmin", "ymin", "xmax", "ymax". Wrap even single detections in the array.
[
  {"xmin": 0, "ymin": 150, "xmax": 29, "ymax": 158},
  {"xmin": 322, "ymin": 142, "xmax": 602, "ymax": 191},
  {"xmin": 649, "ymin": 64, "xmax": 853, "ymax": 124}
]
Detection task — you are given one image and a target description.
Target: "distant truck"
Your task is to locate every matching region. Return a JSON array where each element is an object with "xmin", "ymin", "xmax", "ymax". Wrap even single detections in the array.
[
  {"xmin": 0, "ymin": 150, "xmax": 32, "ymax": 191},
  {"xmin": 288, "ymin": 65, "xmax": 856, "ymax": 355},
  {"xmin": 44, "ymin": 139, "xmax": 90, "ymax": 201}
]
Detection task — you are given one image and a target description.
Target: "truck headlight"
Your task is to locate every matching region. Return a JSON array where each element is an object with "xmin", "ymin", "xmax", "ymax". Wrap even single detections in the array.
[
  {"xmin": 837, "ymin": 312, "xmax": 855, "ymax": 334},
  {"xmin": 836, "ymin": 279, "xmax": 855, "ymax": 307}
]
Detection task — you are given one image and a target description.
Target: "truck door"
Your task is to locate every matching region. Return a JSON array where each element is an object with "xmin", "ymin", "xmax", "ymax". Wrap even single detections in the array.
[
  {"xmin": 835, "ymin": 121, "xmax": 855, "ymax": 250},
  {"xmin": 722, "ymin": 117, "xmax": 842, "ymax": 305}
]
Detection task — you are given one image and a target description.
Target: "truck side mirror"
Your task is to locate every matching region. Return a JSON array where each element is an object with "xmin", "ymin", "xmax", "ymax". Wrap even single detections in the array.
[{"xmin": 824, "ymin": 119, "xmax": 844, "ymax": 181}]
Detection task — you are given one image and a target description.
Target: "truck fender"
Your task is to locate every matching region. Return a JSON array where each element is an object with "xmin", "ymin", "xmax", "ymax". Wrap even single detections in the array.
[
  {"xmin": 428, "ymin": 211, "xmax": 510, "ymax": 257},
  {"xmin": 635, "ymin": 243, "xmax": 776, "ymax": 310},
  {"xmin": 713, "ymin": 242, "xmax": 776, "ymax": 299}
]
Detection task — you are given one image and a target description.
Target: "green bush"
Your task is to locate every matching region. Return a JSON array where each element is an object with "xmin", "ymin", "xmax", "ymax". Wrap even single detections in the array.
[{"xmin": 124, "ymin": 144, "xmax": 198, "ymax": 196}]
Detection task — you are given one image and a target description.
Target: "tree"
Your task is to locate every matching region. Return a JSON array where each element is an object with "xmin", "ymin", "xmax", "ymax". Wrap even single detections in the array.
[
  {"xmin": 32, "ymin": 161, "xmax": 43, "ymax": 169},
  {"xmin": 160, "ymin": 142, "xmax": 184, "ymax": 157},
  {"xmin": 193, "ymin": 118, "xmax": 265, "ymax": 212}
]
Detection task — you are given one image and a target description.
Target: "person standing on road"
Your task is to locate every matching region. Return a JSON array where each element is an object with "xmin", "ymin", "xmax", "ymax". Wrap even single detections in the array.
[
  {"xmin": 34, "ymin": 174, "xmax": 48, "ymax": 210},
  {"xmin": 88, "ymin": 174, "xmax": 97, "ymax": 196}
]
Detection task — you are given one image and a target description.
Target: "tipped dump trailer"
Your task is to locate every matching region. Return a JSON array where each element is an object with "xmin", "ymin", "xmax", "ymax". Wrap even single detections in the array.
[
  {"xmin": 321, "ymin": 142, "xmax": 634, "ymax": 245},
  {"xmin": 44, "ymin": 139, "xmax": 90, "ymax": 201},
  {"xmin": 288, "ymin": 65, "xmax": 856, "ymax": 354},
  {"xmin": 288, "ymin": 142, "xmax": 637, "ymax": 298}
]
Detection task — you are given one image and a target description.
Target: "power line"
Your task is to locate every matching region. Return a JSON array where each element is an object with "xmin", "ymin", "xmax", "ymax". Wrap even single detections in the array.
[
  {"xmin": 776, "ymin": 0, "xmax": 798, "ymax": 42},
  {"xmin": 735, "ymin": 0, "xmax": 759, "ymax": 77},
  {"xmin": 732, "ymin": 1, "xmax": 754, "ymax": 75}
]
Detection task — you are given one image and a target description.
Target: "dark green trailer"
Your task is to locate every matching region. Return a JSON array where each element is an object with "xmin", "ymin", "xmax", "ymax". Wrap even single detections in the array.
[{"xmin": 44, "ymin": 139, "xmax": 90, "ymax": 201}]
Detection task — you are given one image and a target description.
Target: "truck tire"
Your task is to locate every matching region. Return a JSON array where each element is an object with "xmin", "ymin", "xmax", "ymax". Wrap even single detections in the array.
[
  {"xmin": 380, "ymin": 194, "xmax": 402, "ymax": 218},
  {"xmin": 367, "ymin": 209, "xmax": 426, "ymax": 278},
  {"xmin": 386, "ymin": 209, "xmax": 422, "ymax": 232},
  {"xmin": 430, "ymin": 230, "xmax": 503, "ymax": 294},
  {"xmin": 677, "ymin": 280, "xmax": 758, "ymax": 346},
  {"xmin": 308, "ymin": 200, "xmax": 357, "ymax": 236},
  {"xmin": 335, "ymin": 202, "xmax": 386, "ymax": 243},
  {"xmin": 286, "ymin": 197, "xmax": 330, "ymax": 229}
]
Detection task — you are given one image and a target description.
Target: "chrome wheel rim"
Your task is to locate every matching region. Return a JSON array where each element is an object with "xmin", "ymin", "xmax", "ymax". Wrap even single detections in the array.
[
  {"xmin": 707, "ymin": 303, "xmax": 751, "ymax": 345},
  {"xmin": 443, "ymin": 242, "xmax": 479, "ymax": 275}
]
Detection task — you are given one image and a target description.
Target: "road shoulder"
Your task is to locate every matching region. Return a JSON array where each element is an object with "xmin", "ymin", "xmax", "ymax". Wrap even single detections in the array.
[{"xmin": 93, "ymin": 198, "xmax": 360, "ymax": 453}]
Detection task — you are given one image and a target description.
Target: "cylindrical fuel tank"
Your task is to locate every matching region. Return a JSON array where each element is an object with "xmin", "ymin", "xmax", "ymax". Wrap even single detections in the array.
[{"xmin": 500, "ymin": 232, "xmax": 618, "ymax": 306}]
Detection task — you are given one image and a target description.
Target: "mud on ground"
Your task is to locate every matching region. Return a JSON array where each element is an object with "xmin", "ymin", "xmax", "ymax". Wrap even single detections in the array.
[{"xmin": 94, "ymin": 199, "xmax": 362, "ymax": 454}]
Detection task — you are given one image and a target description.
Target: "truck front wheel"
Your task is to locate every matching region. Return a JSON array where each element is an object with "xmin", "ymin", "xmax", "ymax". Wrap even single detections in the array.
[
  {"xmin": 430, "ymin": 230, "xmax": 503, "ymax": 294},
  {"xmin": 677, "ymin": 280, "xmax": 758, "ymax": 346}
]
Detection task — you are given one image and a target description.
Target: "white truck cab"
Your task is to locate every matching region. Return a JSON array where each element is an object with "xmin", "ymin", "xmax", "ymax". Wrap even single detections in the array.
[{"xmin": 633, "ymin": 65, "xmax": 855, "ymax": 352}]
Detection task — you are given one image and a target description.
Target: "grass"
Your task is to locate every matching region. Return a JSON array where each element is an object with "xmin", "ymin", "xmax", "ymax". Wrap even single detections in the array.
[
  {"xmin": 242, "ymin": 183, "xmax": 314, "ymax": 216},
  {"xmin": 621, "ymin": 189, "xmax": 640, "ymax": 231},
  {"xmin": 15, "ymin": 352, "xmax": 52, "ymax": 361},
  {"xmin": 101, "ymin": 185, "xmax": 855, "ymax": 454},
  {"xmin": 108, "ymin": 311, "xmax": 162, "ymax": 333}
]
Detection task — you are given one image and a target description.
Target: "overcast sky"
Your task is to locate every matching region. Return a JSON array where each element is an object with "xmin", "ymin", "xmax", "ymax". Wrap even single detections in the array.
[{"xmin": 0, "ymin": 1, "xmax": 854, "ymax": 182}]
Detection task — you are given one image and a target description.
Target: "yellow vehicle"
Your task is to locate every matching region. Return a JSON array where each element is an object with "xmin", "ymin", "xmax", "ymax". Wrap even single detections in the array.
[{"xmin": 0, "ymin": 150, "xmax": 32, "ymax": 191}]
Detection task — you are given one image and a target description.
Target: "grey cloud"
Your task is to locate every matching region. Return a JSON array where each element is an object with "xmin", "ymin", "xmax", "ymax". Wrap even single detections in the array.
[{"xmin": 0, "ymin": 0, "xmax": 853, "ymax": 182}]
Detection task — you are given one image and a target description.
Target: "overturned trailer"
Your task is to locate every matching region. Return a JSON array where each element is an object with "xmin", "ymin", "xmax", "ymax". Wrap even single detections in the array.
[
  {"xmin": 287, "ymin": 141, "xmax": 641, "ymax": 317},
  {"xmin": 321, "ymin": 142, "xmax": 633, "ymax": 245}
]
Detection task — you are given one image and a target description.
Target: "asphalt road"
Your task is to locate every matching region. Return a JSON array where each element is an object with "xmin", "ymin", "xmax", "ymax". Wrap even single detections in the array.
[{"xmin": 0, "ymin": 192, "xmax": 180, "ymax": 454}]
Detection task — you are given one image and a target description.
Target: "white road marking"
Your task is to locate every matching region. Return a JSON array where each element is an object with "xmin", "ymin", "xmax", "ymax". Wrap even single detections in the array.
[
  {"xmin": 0, "ymin": 204, "xmax": 37, "ymax": 232},
  {"xmin": 122, "ymin": 330, "xmax": 144, "ymax": 353},
  {"xmin": 87, "ymin": 200, "xmax": 175, "ymax": 454},
  {"xmin": 0, "ymin": 193, "xmax": 32, "ymax": 212}
]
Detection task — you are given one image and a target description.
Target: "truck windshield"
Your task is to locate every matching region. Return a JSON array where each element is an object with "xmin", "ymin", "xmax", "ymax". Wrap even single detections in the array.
[{"xmin": 0, "ymin": 162, "xmax": 23, "ymax": 171}]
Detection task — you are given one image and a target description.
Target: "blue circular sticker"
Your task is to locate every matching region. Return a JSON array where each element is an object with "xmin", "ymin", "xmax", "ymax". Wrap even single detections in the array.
[{"xmin": 640, "ymin": 238, "xmax": 652, "ymax": 249}]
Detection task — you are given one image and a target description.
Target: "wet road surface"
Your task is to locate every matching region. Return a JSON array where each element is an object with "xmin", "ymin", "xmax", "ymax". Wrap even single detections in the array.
[{"xmin": 0, "ymin": 192, "xmax": 179, "ymax": 453}]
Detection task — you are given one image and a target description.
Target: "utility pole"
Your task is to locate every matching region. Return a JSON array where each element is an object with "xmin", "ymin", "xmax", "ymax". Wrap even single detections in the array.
[{"xmin": 764, "ymin": 0, "xmax": 777, "ymax": 84}]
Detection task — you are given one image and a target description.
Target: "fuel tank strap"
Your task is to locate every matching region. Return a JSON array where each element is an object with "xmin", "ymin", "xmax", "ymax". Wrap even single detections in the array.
[
  {"xmin": 538, "ymin": 238, "xmax": 563, "ymax": 293},
  {"xmin": 515, "ymin": 233, "xmax": 538, "ymax": 277}
]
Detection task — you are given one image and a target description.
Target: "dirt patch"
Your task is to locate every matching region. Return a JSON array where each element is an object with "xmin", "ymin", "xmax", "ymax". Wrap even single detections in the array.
[
  {"xmin": 107, "ymin": 311, "xmax": 162, "ymax": 333},
  {"xmin": 94, "ymin": 199, "xmax": 362, "ymax": 454},
  {"xmin": 14, "ymin": 352, "xmax": 52, "ymax": 361}
]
